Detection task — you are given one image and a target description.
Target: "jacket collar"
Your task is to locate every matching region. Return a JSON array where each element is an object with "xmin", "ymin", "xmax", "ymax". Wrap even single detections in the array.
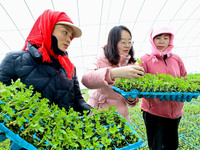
[
  {"xmin": 118, "ymin": 54, "xmax": 131, "ymax": 66},
  {"xmin": 27, "ymin": 41, "xmax": 43, "ymax": 60}
]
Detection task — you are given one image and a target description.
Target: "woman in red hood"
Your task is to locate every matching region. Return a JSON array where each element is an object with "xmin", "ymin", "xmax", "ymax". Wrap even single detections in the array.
[
  {"xmin": 0, "ymin": 9, "xmax": 92, "ymax": 115},
  {"xmin": 140, "ymin": 26, "xmax": 187, "ymax": 150}
]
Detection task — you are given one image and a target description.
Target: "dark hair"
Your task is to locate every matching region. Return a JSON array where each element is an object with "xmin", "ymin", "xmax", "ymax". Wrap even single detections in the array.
[
  {"xmin": 153, "ymin": 33, "xmax": 171, "ymax": 39},
  {"xmin": 103, "ymin": 25, "xmax": 136, "ymax": 65}
]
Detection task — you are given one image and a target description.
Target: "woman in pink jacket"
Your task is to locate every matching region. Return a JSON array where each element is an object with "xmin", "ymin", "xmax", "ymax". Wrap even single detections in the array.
[
  {"xmin": 140, "ymin": 26, "xmax": 187, "ymax": 150},
  {"xmin": 81, "ymin": 25, "xmax": 144, "ymax": 123}
]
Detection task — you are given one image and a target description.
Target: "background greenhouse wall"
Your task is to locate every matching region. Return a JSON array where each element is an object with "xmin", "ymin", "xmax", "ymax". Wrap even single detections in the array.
[{"xmin": 0, "ymin": 0, "xmax": 200, "ymax": 89}]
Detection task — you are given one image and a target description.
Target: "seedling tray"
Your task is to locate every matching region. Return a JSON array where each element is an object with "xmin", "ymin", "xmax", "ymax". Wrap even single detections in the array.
[
  {"xmin": 116, "ymin": 122, "xmax": 146, "ymax": 150},
  {"xmin": 0, "ymin": 112, "xmax": 145, "ymax": 150},
  {"xmin": 0, "ymin": 123, "xmax": 37, "ymax": 150},
  {"xmin": 99, "ymin": 117, "xmax": 145, "ymax": 149},
  {"xmin": 110, "ymin": 86, "xmax": 200, "ymax": 102}
]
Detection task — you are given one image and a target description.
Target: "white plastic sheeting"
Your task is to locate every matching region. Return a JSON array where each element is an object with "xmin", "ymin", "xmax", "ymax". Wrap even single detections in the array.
[{"xmin": 0, "ymin": 0, "xmax": 200, "ymax": 89}]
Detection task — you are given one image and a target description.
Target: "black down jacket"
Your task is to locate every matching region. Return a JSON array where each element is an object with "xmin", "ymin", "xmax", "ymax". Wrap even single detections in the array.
[{"xmin": 0, "ymin": 42, "xmax": 92, "ymax": 114}]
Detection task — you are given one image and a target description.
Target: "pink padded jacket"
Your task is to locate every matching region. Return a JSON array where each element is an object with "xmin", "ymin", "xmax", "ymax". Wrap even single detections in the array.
[
  {"xmin": 140, "ymin": 26, "xmax": 187, "ymax": 119},
  {"xmin": 81, "ymin": 50, "xmax": 139, "ymax": 123}
]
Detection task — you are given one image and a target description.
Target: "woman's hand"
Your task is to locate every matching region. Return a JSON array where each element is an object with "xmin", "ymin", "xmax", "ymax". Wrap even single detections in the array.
[
  {"xmin": 110, "ymin": 65, "xmax": 144, "ymax": 79},
  {"xmin": 127, "ymin": 96, "xmax": 136, "ymax": 102}
]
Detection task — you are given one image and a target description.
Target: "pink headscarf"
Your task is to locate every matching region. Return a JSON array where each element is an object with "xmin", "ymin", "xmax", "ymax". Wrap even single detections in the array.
[{"xmin": 150, "ymin": 26, "xmax": 174, "ymax": 63}]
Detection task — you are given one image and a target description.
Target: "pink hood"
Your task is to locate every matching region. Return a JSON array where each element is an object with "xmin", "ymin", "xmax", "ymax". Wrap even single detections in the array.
[{"xmin": 150, "ymin": 26, "xmax": 174, "ymax": 63}]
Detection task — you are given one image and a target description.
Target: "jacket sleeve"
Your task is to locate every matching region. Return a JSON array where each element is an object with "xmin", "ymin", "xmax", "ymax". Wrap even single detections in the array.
[
  {"xmin": 140, "ymin": 54, "xmax": 150, "ymax": 73},
  {"xmin": 81, "ymin": 58, "xmax": 115, "ymax": 89},
  {"xmin": 0, "ymin": 52, "xmax": 18, "ymax": 85},
  {"xmin": 72, "ymin": 71, "xmax": 93, "ymax": 115},
  {"xmin": 172, "ymin": 54, "xmax": 187, "ymax": 77},
  {"xmin": 178, "ymin": 57, "xmax": 187, "ymax": 77}
]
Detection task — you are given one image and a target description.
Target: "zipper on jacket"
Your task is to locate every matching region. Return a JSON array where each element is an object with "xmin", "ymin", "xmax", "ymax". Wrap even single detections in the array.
[
  {"xmin": 163, "ymin": 56, "xmax": 176, "ymax": 118},
  {"xmin": 126, "ymin": 58, "xmax": 128, "ymax": 64},
  {"xmin": 149, "ymin": 99, "xmax": 151, "ymax": 110},
  {"xmin": 162, "ymin": 58, "xmax": 170, "ymax": 74},
  {"xmin": 172, "ymin": 65, "xmax": 177, "ymax": 77},
  {"xmin": 163, "ymin": 55, "xmax": 167, "ymax": 65},
  {"xmin": 171, "ymin": 101, "xmax": 174, "ymax": 118}
]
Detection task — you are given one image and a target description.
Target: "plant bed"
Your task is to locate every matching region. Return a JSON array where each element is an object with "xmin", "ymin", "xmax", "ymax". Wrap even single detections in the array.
[
  {"xmin": 112, "ymin": 73, "xmax": 200, "ymax": 102},
  {"xmin": 0, "ymin": 79, "xmax": 145, "ymax": 149}
]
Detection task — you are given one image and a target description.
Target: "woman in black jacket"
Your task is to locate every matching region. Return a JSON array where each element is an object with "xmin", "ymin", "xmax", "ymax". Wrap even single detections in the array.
[{"xmin": 0, "ymin": 9, "xmax": 92, "ymax": 115}]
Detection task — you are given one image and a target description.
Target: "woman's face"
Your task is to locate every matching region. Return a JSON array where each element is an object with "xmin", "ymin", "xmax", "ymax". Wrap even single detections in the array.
[
  {"xmin": 117, "ymin": 30, "xmax": 132, "ymax": 56},
  {"xmin": 153, "ymin": 33, "xmax": 170, "ymax": 52},
  {"xmin": 52, "ymin": 24, "xmax": 73, "ymax": 52}
]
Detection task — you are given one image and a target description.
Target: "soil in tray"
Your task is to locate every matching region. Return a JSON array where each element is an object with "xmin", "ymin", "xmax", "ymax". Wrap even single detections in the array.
[
  {"xmin": 101, "ymin": 142, "xmax": 115, "ymax": 150},
  {"xmin": 19, "ymin": 130, "xmax": 35, "ymax": 144},
  {"xmin": 113, "ymin": 138, "xmax": 128, "ymax": 148},
  {"xmin": 125, "ymin": 134, "xmax": 138, "ymax": 144},
  {"xmin": 5, "ymin": 122, "xmax": 21, "ymax": 134}
]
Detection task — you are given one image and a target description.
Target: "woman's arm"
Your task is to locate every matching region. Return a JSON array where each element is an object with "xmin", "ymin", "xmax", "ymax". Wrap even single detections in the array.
[
  {"xmin": 0, "ymin": 52, "xmax": 18, "ymax": 85},
  {"xmin": 73, "ymin": 71, "xmax": 93, "ymax": 115},
  {"xmin": 82, "ymin": 60, "xmax": 144, "ymax": 89}
]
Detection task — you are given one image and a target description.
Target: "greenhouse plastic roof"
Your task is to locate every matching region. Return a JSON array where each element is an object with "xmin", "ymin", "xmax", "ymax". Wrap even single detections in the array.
[{"xmin": 0, "ymin": 0, "xmax": 200, "ymax": 89}]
